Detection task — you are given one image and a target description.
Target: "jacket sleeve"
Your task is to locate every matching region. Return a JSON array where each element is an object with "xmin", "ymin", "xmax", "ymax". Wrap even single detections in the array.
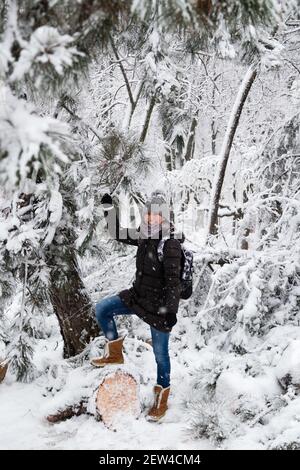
[
  {"xmin": 103, "ymin": 204, "xmax": 139, "ymax": 246},
  {"xmin": 162, "ymin": 238, "xmax": 182, "ymax": 314}
]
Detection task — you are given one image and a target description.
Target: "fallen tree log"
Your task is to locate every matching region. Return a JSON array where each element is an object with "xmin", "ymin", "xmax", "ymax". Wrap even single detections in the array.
[
  {"xmin": 46, "ymin": 367, "xmax": 140, "ymax": 429},
  {"xmin": 46, "ymin": 401, "xmax": 88, "ymax": 423}
]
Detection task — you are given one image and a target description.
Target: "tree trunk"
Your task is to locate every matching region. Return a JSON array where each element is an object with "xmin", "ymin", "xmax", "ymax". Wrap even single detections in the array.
[
  {"xmin": 184, "ymin": 115, "xmax": 198, "ymax": 162},
  {"xmin": 47, "ymin": 233, "xmax": 99, "ymax": 358},
  {"xmin": 140, "ymin": 93, "xmax": 156, "ymax": 143},
  {"xmin": 46, "ymin": 401, "xmax": 88, "ymax": 423},
  {"xmin": 109, "ymin": 35, "xmax": 134, "ymax": 109},
  {"xmin": 207, "ymin": 65, "xmax": 257, "ymax": 237},
  {"xmin": 127, "ymin": 79, "xmax": 145, "ymax": 129},
  {"xmin": 211, "ymin": 70, "xmax": 218, "ymax": 155},
  {"xmin": 165, "ymin": 146, "xmax": 173, "ymax": 171}
]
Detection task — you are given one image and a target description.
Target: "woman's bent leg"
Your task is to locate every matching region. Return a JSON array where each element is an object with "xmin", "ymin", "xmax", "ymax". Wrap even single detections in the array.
[
  {"xmin": 95, "ymin": 294, "xmax": 134, "ymax": 341},
  {"xmin": 92, "ymin": 295, "xmax": 135, "ymax": 368}
]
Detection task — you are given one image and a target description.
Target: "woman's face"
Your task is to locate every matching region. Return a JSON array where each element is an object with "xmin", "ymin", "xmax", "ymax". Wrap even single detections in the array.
[{"xmin": 143, "ymin": 212, "xmax": 163, "ymax": 226}]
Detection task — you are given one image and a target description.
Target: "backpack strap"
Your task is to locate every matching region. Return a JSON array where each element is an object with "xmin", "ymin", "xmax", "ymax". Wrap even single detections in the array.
[{"xmin": 157, "ymin": 234, "xmax": 183, "ymax": 262}]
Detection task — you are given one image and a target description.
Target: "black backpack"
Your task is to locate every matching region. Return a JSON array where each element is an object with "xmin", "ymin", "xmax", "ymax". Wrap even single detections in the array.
[{"xmin": 157, "ymin": 238, "xmax": 194, "ymax": 300}]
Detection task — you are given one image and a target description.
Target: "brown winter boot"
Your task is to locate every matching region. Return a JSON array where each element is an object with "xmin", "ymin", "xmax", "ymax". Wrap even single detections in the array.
[
  {"xmin": 0, "ymin": 359, "xmax": 8, "ymax": 384},
  {"xmin": 90, "ymin": 337, "xmax": 124, "ymax": 367},
  {"xmin": 147, "ymin": 385, "xmax": 170, "ymax": 422}
]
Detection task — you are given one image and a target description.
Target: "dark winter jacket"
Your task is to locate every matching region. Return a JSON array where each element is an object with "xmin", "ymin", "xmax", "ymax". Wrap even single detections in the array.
[{"xmin": 103, "ymin": 205, "xmax": 183, "ymax": 333}]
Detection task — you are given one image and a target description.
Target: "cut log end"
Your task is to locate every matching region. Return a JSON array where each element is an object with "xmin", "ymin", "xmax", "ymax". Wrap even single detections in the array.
[{"xmin": 96, "ymin": 370, "xmax": 140, "ymax": 429}]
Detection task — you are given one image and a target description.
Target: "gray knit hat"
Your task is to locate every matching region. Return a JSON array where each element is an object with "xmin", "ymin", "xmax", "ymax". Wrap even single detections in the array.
[
  {"xmin": 144, "ymin": 190, "xmax": 170, "ymax": 218},
  {"xmin": 145, "ymin": 190, "xmax": 167, "ymax": 207}
]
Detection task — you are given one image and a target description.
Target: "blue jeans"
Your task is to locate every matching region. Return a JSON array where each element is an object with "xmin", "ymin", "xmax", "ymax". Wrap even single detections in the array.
[{"xmin": 95, "ymin": 295, "xmax": 171, "ymax": 388}]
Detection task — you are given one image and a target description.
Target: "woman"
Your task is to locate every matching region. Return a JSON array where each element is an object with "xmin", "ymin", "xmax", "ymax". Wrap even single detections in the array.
[{"xmin": 91, "ymin": 190, "xmax": 183, "ymax": 421}]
